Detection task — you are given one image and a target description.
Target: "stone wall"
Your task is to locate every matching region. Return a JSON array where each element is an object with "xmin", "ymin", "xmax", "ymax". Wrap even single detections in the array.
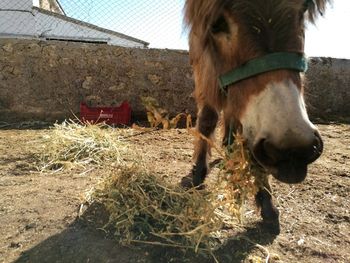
[
  {"xmin": 305, "ymin": 58, "xmax": 350, "ymax": 120},
  {"xmin": 0, "ymin": 39, "xmax": 349, "ymax": 123},
  {"xmin": 0, "ymin": 39, "xmax": 194, "ymax": 122}
]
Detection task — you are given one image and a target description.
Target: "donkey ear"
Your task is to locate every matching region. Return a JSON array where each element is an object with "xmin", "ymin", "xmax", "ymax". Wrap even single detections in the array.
[
  {"xmin": 302, "ymin": 0, "xmax": 313, "ymax": 14},
  {"xmin": 304, "ymin": 0, "xmax": 330, "ymax": 23},
  {"xmin": 184, "ymin": 0, "xmax": 230, "ymax": 56},
  {"xmin": 211, "ymin": 15, "xmax": 230, "ymax": 34},
  {"xmin": 184, "ymin": 0, "xmax": 229, "ymax": 32}
]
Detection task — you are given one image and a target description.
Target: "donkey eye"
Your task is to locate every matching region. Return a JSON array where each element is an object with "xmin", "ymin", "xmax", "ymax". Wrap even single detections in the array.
[{"xmin": 211, "ymin": 16, "xmax": 229, "ymax": 34}]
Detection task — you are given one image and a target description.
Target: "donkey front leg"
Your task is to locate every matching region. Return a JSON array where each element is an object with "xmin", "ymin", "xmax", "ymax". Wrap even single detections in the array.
[
  {"xmin": 255, "ymin": 177, "xmax": 280, "ymax": 234},
  {"xmin": 192, "ymin": 105, "xmax": 218, "ymax": 187}
]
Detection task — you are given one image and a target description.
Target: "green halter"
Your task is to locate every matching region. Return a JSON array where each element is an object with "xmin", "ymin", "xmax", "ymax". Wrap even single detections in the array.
[
  {"xmin": 221, "ymin": 52, "xmax": 308, "ymax": 146},
  {"xmin": 219, "ymin": 0, "xmax": 313, "ymax": 91},
  {"xmin": 218, "ymin": 52, "xmax": 308, "ymax": 92}
]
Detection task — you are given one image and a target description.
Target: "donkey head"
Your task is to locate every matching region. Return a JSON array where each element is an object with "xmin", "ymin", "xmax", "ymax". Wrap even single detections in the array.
[{"xmin": 185, "ymin": 0, "xmax": 328, "ymax": 184}]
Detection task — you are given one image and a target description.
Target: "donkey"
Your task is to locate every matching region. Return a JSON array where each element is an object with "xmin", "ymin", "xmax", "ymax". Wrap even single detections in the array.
[{"xmin": 185, "ymin": 0, "xmax": 328, "ymax": 232}]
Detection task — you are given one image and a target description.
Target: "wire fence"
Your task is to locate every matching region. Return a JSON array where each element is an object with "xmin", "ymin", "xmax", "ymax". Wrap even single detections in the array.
[{"xmin": 0, "ymin": 0, "xmax": 188, "ymax": 49}]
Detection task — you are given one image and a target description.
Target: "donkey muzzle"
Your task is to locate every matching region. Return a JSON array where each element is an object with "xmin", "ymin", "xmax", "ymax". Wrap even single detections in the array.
[{"xmin": 253, "ymin": 131, "xmax": 323, "ymax": 184}]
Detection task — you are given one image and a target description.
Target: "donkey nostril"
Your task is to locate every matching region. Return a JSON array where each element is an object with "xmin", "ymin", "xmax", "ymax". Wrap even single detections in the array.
[
  {"xmin": 253, "ymin": 139, "xmax": 280, "ymax": 166},
  {"xmin": 263, "ymin": 140, "xmax": 280, "ymax": 162},
  {"xmin": 307, "ymin": 131, "xmax": 323, "ymax": 162}
]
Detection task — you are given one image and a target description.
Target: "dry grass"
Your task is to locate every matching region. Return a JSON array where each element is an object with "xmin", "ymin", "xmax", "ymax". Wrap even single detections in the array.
[
  {"xmin": 189, "ymin": 129, "xmax": 267, "ymax": 223},
  {"xmin": 38, "ymin": 120, "xmax": 267, "ymax": 260},
  {"xmin": 92, "ymin": 165, "xmax": 237, "ymax": 255},
  {"xmin": 38, "ymin": 120, "xmax": 139, "ymax": 172},
  {"xmin": 218, "ymin": 135, "xmax": 268, "ymax": 223},
  {"xmin": 140, "ymin": 96, "xmax": 192, "ymax": 129}
]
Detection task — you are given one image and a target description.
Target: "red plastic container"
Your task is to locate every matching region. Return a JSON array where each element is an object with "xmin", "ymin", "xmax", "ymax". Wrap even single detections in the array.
[{"xmin": 80, "ymin": 101, "xmax": 131, "ymax": 125}]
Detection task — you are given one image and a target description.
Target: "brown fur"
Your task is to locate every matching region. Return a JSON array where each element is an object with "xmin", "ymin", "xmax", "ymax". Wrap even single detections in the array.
[
  {"xmin": 185, "ymin": 0, "xmax": 329, "ymax": 231},
  {"xmin": 185, "ymin": 0, "xmax": 330, "ymax": 115}
]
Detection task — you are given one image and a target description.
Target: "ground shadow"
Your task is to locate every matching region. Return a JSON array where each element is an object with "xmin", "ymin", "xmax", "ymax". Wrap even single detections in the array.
[
  {"xmin": 14, "ymin": 222, "xmax": 147, "ymax": 263},
  {"xmin": 14, "ymin": 201, "xmax": 278, "ymax": 263},
  {"xmin": 212, "ymin": 223, "xmax": 279, "ymax": 262},
  {"xmin": 0, "ymin": 121, "xmax": 52, "ymax": 130},
  {"xmin": 13, "ymin": 203, "xmax": 147, "ymax": 263}
]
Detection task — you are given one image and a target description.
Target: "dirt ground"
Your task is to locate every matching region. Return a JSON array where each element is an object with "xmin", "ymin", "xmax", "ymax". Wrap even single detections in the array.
[{"xmin": 0, "ymin": 123, "xmax": 349, "ymax": 263}]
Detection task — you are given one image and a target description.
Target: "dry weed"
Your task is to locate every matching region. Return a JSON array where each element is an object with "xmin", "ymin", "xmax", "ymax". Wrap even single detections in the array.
[{"xmin": 140, "ymin": 96, "xmax": 192, "ymax": 129}]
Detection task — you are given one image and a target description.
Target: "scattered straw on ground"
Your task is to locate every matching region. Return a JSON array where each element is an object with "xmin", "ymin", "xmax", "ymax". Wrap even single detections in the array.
[
  {"xmin": 38, "ymin": 120, "xmax": 270, "ymax": 260},
  {"xmin": 38, "ymin": 120, "xmax": 140, "ymax": 172},
  {"xmin": 92, "ymin": 164, "xmax": 238, "ymax": 255}
]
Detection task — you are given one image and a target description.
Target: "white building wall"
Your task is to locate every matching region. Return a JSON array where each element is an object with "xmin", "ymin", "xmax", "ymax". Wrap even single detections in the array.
[
  {"xmin": 0, "ymin": 12, "xmax": 37, "ymax": 37},
  {"xmin": 0, "ymin": 0, "xmax": 32, "ymax": 10},
  {"xmin": 33, "ymin": 10, "xmax": 145, "ymax": 47},
  {"xmin": 0, "ymin": 0, "xmax": 35, "ymax": 36},
  {"xmin": 0, "ymin": 0, "xmax": 146, "ymax": 48}
]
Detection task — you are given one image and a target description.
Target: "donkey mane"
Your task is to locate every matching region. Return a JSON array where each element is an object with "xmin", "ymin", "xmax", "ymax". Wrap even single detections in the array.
[
  {"xmin": 185, "ymin": 0, "xmax": 331, "ymax": 53},
  {"xmin": 185, "ymin": 0, "xmax": 330, "ymax": 28},
  {"xmin": 306, "ymin": 0, "xmax": 330, "ymax": 22}
]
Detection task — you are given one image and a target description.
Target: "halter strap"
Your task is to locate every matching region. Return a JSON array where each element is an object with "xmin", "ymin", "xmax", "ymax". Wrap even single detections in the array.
[{"xmin": 218, "ymin": 52, "xmax": 308, "ymax": 92}]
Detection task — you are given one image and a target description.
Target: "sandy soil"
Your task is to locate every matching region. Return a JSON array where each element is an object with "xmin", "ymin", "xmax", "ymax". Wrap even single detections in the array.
[{"xmin": 0, "ymin": 124, "xmax": 349, "ymax": 263}]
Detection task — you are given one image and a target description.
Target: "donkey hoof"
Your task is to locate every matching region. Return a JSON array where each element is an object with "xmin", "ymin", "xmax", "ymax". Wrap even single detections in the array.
[
  {"xmin": 180, "ymin": 174, "xmax": 206, "ymax": 190},
  {"xmin": 180, "ymin": 175, "xmax": 193, "ymax": 189},
  {"xmin": 263, "ymin": 220, "xmax": 281, "ymax": 235},
  {"xmin": 191, "ymin": 164, "xmax": 207, "ymax": 187},
  {"xmin": 261, "ymin": 207, "xmax": 280, "ymax": 235},
  {"xmin": 261, "ymin": 206, "xmax": 279, "ymax": 223}
]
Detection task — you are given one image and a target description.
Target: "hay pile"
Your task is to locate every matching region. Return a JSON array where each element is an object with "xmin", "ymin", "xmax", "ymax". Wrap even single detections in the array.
[
  {"xmin": 89, "ymin": 131, "xmax": 265, "ymax": 256},
  {"xmin": 38, "ymin": 120, "xmax": 138, "ymax": 171},
  {"xmin": 39, "ymin": 121, "xmax": 266, "ymax": 257},
  {"xmin": 93, "ymin": 165, "xmax": 230, "ymax": 253}
]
